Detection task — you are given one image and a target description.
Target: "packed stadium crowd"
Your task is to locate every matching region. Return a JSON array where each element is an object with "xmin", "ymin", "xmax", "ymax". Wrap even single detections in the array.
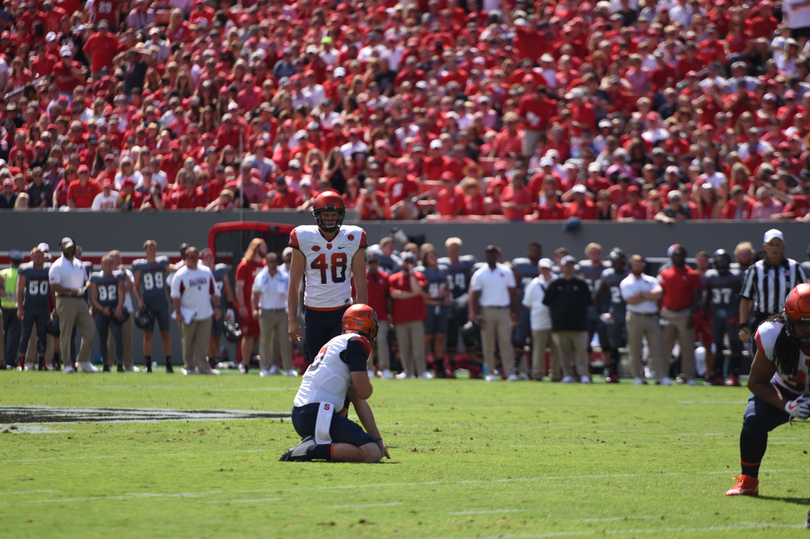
[
  {"xmin": 1, "ymin": 226, "xmax": 809, "ymax": 385},
  {"xmin": 0, "ymin": 0, "xmax": 807, "ymax": 220}
]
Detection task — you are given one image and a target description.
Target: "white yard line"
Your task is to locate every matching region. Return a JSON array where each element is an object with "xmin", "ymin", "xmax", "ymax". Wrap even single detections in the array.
[
  {"xmin": 11, "ymin": 468, "xmax": 809, "ymax": 504},
  {"xmin": 204, "ymin": 497, "xmax": 282, "ymax": 504},
  {"xmin": 581, "ymin": 517, "xmax": 655, "ymax": 522},
  {"xmin": 449, "ymin": 509, "xmax": 527, "ymax": 515},
  {"xmin": 332, "ymin": 502, "xmax": 404, "ymax": 509}
]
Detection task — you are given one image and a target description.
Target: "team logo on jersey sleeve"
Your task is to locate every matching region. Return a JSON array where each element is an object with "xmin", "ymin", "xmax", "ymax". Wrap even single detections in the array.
[{"xmin": 348, "ymin": 234, "xmax": 354, "ymax": 241}]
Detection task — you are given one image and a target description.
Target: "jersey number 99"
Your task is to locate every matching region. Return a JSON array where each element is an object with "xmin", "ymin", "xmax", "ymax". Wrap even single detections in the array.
[{"xmin": 142, "ymin": 272, "xmax": 164, "ymax": 290}]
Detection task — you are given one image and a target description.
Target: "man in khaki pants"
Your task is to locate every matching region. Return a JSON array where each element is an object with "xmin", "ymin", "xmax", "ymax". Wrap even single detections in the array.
[
  {"xmin": 170, "ymin": 247, "xmax": 222, "ymax": 375},
  {"xmin": 252, "ymin": 252, "xmax": 294, "ymax": 377},
  {"xmin": 620, "ymin": 255, "xmax": 668, "ymax": 385},
  {"xmin": 48, "ymin": 237, "xmax": 97, "ymax": 373},
  {"xmin": 471, "ymin": 245, "xmax": 518, "ymax": 382}
]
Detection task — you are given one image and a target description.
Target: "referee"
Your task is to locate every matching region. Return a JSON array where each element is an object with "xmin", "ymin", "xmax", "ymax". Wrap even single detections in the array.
[{"xmin": 739, "ymin": 229, "xmax": 807, "ymax": 355}]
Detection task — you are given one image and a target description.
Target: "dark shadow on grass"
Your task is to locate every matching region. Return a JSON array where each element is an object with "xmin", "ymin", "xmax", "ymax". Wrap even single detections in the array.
[{"xmin": 756, "ymin": 495, "xmax": 810, "ymax": 506}]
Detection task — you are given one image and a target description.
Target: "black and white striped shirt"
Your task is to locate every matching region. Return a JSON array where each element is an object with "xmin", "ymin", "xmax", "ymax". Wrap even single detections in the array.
[{"xmin": 740, "ymin": 257, "xmax": 807, "ymax": 315}]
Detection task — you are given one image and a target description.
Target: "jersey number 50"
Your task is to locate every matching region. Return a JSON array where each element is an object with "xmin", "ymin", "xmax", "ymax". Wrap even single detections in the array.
[{"xmin": 311, "ymin": 253, "xmax": 348, "ymax": 284}]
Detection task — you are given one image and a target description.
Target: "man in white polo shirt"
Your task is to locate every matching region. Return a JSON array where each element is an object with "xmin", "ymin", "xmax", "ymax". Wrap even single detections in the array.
[
  {"xmin": 620, "ymin": 254, "xmax": 669, "ymax": 385},
  {"xmin": 470, "ymin": 245, "xmax": 518, "ymax": 382},
  {"xmin": 170, "ymin": 247, "xmax": 222, "ymax": 375},
  {"xmin": 522, "ymin": 258, "xmax": 559, "ymax": 381},
  {"xmin": 252, "ymin": 251, "xmax": 294, "ymax": 377},
  {"xmin": 48, "ymin": 237, "xmax": 97, "ymax": 373}
]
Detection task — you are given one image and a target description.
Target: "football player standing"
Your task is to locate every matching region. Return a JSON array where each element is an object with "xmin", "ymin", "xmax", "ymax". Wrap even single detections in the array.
[
  {"xmin": 132, "ymin": 240, "xmax": 180, "ymax": 373},
  {"xmin": 287, "ymin": 192, "xmax": 368, "ymax": 363}
]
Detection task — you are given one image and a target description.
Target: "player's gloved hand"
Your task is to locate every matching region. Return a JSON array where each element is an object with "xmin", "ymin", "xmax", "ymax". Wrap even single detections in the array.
[{"xmin": 785, "ymin": 396, "xmax": 810, "ymax": 421}]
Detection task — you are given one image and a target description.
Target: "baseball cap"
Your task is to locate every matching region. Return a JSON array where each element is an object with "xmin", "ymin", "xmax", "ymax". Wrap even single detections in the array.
[
  {"xmin": 77, "ymin": 164, "xmax": 89, "ymax": 173},
  {"xmin": 666, "ymin": 165, "xmax": 679, "ymax": 175},
  {"xmin": 46, "ymin": 32, "xmax": 56, "ymax": 43},
  {"xmin": 289, "ymin": 159, "xmax": 301, "ymax": 168},
  {"xmin": 37, "ymin": 243, "xmax": 50, "ymax": 253},
  {"xmin": 102, "ymin": 179, "xmax": 112, "ymax": 188},
  {"xmin": 764, "ymin": 229, "xmax": 784, "ymax": 244},
  {"xmin": 122, "ymin": 178, "xmax": 136, "ymax": 187},
  {"xmin": 485, "ymin": 245, "xmax": 502, "ymax": 253},
  {"xmin": 440, "ymin": 171, "xmax": 455, "ymax": 181},
  {"xmin": 8, "ymin": 249, "xmax": 24, "ymax": 262},
  {"xmin": 561, "ymin": 255, "xmax": 577, "ymax": 266},
  {"xmin": 60, "ymin": 46, "xmax": 71, "ymax": 57},
  {"xmin": 401, "ymin": 252, "xmax": 417, "ymax": 263},
  {"xmin": 430, "ymin": 139, "xmax": 443, "ymax": 150},
  {"xmin": 2, "ymin": 178, "xmax": 12, "ymax": 187},
  {"xmin": 572, "ymin": 184, "xmax": 587, "ymax": 194},
  {"xmin": 366, "ymin": 251, "xmax": 380, "ymax": 262},
  {"xmin": 626, "ymin": 185, "xmax": 640, "ymax": 195},
  {"xmin": 538, "ymin": 258, "xmax": 554, "ymax": 269},
  {"xmin": 60, "ymin": 237, "xmax": 75, "ymax": 249}
]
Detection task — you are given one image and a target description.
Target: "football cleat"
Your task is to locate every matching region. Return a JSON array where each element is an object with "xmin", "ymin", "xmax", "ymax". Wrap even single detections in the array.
[
  {"xmin": 279, "ymin": 436, "xmax": 316, "ymax": 462},
  {"xmin": 238, "ymin": 363, "xmax": 249, "ymax": 374},
  {"xmin": 144, "ymin": 364, "xmax": 152, "ymax": 373},
  {"xmin": 726, "ymin": 374, "xmax": 741, "ymax": 387},
  {"xmin": 165, "ymin": 361, "xmax": 174, "ymax": 374},
  {"xmin": 16, "ymin": 360, "xmax": 24, "ymax": 371},
  {"xmin": 116, "ymin": 364, "xmax": 124, "ymax": 372},
  {"xmin": 805, "ymin": 507, "xmax": 810, "ymax": 529},
  {"xmin": 102, "ymin": 363, "xmax": 111, "ymax": 373},
  {"xmin": 605, "ymin": 374, "xmax": 620, "ymax": 383},
  {"xmin": 725, "ymin": 474, "xmax": 759, "ymax": 496},
  {"xmin": 706, "ymin": 375, "xmax": 724, "ymax": 386}
]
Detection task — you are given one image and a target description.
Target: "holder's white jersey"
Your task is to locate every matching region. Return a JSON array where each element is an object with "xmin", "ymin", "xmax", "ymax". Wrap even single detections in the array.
[{"xmin": 293, "ymin": 333, "xmax": 371, "ymax": 411}]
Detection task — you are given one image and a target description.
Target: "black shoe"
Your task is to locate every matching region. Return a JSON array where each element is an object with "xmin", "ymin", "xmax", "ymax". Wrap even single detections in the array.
[
  {"xmin": 165, "ymin": 362, "xmax": 174, "ymax": 374},
  {"xmin": 116, "ymin": 364, "xmax": 124, "ymax": 372},
  {"xmin": 38, "ymin": 361, "xmax": 46, "ymax": 371},
  {"xmin": 279, "ymin": 436, "xmax": 316, "ymax": 462},
  {"xmin": 102, "ymin": 363, "xmax": 111, "ymax": 372},
  {"xmin": 145, "ymin": 364, "xmax": 152, "ymax": 373}
]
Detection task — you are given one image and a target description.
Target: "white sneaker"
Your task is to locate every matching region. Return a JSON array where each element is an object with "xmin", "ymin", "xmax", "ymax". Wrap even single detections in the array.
[
  {"xmin": 285, "ymin": 369, "xmax": 298, "ymax": 377},
  {"xmin": 181, "ymin": 368, "xmax": 193, "ymax": 375},
  {"xmin": 485, "ymin": 374, "xmax": 498, "ymax": 382},
  {"xmin": 687, "ymin": 379, "xmax": 697, "ymax": 386},
  {"xmin": 634, "ymin": 377, "xmax": 646, "ymax": 385},
  {"xmin": 24, "ymin": 365, "xmax": 34, "ymax": 371},
  {"xmin": 259, "ymin": 369, "xmax": 270, "ymax": 377},
  {"xmin": 78, "ymin": 362, "xmax": 98, "ymax": 373},
  {"xmin": 382, "ymin": 369, "xmax": 393, "ymax": 379},
  {"xmin": 561, "ymin": 375, "xmax": 574, "ymax": 383},
  {"xmin": 367, "ymin": 369, "xmax": 376, "ymax": 378},
  {"xmin": 125, "ymin": 366, "xmax": 140, "ymax": 372},
  {"xmin": 580, "ymin": 375, "xmax": 592, "ymax": 384},
  {"xmin": 202, "ymin": 369, "xmax": 220, "ymax": 375},
  {"xmin": 418, "ymin": 371, "xmax": 434, "ymax": 380},
  {"xmin": 658, "ymin": 377, "xmax": 672, "ymax": 386},
  {"xmin": 268, "ymin": 365, "xmax": 280, "ymax": 375},
  {"xmin": 395, "ymin": 372, "xmax": 409, "ymax": 379},
  {"xmin": 519, "ymin": 372, "xmax": 529, "ymax": 380},
  {"xmin": 506, "ymin": 374, "xmax": 518, "ymax": 382},
  {"xmin": 63, "ymin": 365, "xmax": 75, "ymax": 374}
]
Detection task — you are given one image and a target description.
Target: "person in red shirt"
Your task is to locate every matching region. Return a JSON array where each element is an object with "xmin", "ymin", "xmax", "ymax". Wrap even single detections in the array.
[
  {"xmin": 53, "ymin": 46, "xmax": 85, "ymax": 94},
  {"xmin": 235, "ymin": 238, "xmax": 267, "ymax": 374},
  {"xmin": 167, "ymin": 174, "xmax": 205, "ymax": 210},
  {"xmin": 160, "ymin": 141, "xmax": 184, "ymax": 185},
  {"xmin": 388, "ymin": 252, "xmax": 430, "ymax": 379},
  {"xmin": 67, "ymin": 165, "xmax": 101, "ymax": 209},
  {"xmin": 746, "ymin": 1, "xmax": 778, "ymax": 39},
  {"xmin": 564, "ymin": 184, "xmax": 597, "ymax": 219},
  {"xmin": 517, "ymin": 86, "xmax": 555, "ymax": 158},
  {"xmin": 117, "ymin": 178, "xmax": 143, "ymax": 210},
  {"xmin": 385, "ymin": 159, "xmax": 419, "ymax": 220},
  {"xmin": 567, "ymin": 88, "xmax": 595, "ymax": 136},
  {"xmin": 501, "ymin": 172, "xmax": 532, "ymax": 221},
  {"xmin": 536, "ymin": 192, "xmax": 566, "ymax": 220},
  {"xmin": 83, "ymin": 21, "xmax": 120, "ymax": 76},
  {"xmin": 722, "ymin": 185, "xmax": 756, "ymax": 219},
  {"xmin": 364, "ymin": 251, "xmax": 392, "ymax": 377},
  {"xmin": 268, "ymin": 177, "xmax": 301, "ymax": 209},
  {"xmin": 616, "ymin": 185, "xmax": 647, "ymax": 221},
  {"xmin": 657, "ymin": 245, "xmax": 702, "ymax": 384},
  {"xmin": 215, "ymin": 114, "xmax": 242, "ymax": 150},
  {"xmin": 435, "ymin": 172, "xmax": 465, "ymax": 217},
  {"xmin": 423, "ymin": 140, "xmax": 450, "ymax": 182},
  {"xmin": 492, "ymin": 113, "xmax": 523, "ymax": 158}
]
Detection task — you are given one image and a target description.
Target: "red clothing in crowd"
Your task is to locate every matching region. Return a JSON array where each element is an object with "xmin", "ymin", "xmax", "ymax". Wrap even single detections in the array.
[
  {"xmin": 67, "ymin": 179, "xmax": 101, "ymax": 208},
  {"xmin": 388, "ymin": 270, "xmax": 427, "ymax": 325},
  {"xmin": 657, "ymin": 265, "xmax": 701, "ymax": 311}
]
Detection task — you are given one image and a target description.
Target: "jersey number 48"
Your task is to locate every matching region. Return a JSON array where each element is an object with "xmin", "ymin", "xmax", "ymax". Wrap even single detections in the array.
[{"xmin": 311, "ymin": 253, "xmax": 348, "ymax": 284}]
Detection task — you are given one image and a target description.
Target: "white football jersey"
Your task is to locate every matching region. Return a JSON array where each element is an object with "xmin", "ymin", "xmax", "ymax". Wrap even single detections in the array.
[
  {"xmin": 294, "ymin": 333, "xmax": 372, "ymax": 411},
  {"xmin": 289, "ymin": 224, "xmax": 367, "ymax": 309},
  {"xmin": 756, "ymin": 320, "xmax": 810, "ymax": 395}
]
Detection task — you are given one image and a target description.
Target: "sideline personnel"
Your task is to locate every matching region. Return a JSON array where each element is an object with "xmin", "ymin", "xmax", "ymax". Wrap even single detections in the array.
[{"xmin": 48, "ymin": 237, "xmax": 97, "ymax": 373}]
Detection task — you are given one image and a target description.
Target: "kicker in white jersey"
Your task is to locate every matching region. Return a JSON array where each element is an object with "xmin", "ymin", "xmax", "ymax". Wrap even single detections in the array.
[
  {"xmin": 293, "ymin": 333, "xmax": 372, "ymax": 411},
  {"xmin": 289, "ymin": 224, "xmax": 367, "ymax": 310}
]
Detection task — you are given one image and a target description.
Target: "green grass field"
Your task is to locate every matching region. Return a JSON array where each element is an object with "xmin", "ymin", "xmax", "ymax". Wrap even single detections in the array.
[{"xmin": 1, "ymin": 371, "xmax": 809, "ymax": 538}]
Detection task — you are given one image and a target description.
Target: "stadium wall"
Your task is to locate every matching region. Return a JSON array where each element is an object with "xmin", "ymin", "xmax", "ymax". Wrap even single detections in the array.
[{"xmin": 1, "ymin": 211, "xmax": 808, "ymax": 261}]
